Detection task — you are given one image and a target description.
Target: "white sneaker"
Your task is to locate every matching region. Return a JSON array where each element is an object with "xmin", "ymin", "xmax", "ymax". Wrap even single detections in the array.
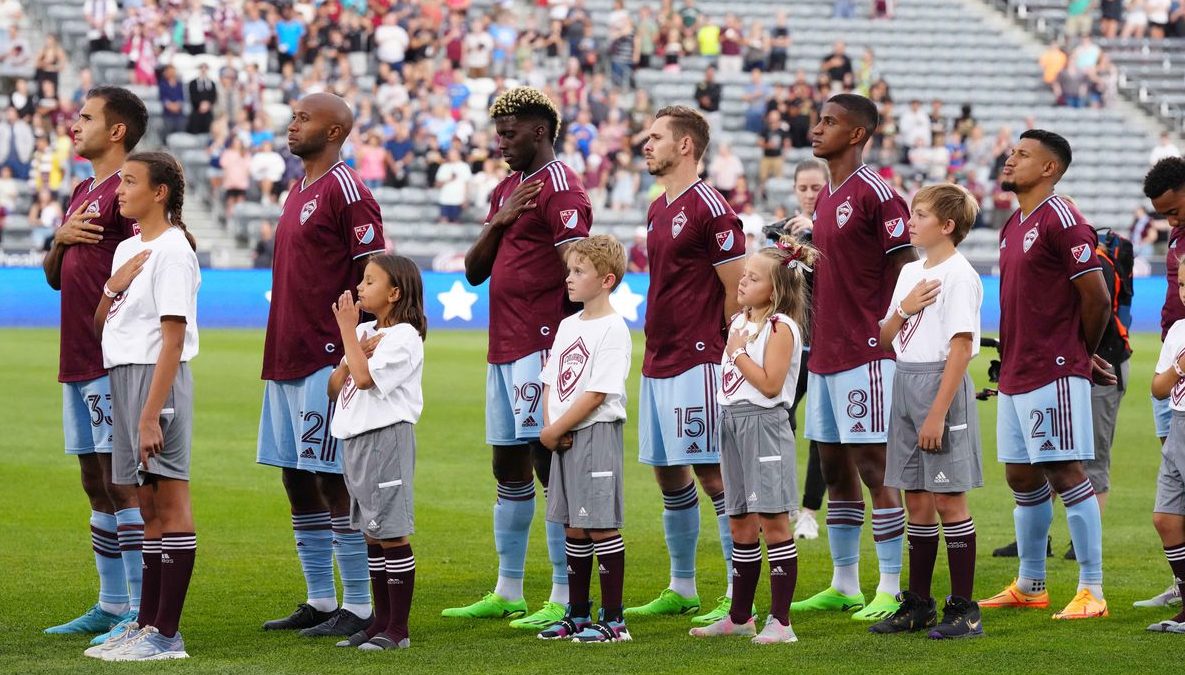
[
  {"xmin": 84, "ymin": 622, "xmax": 141, "ymax": 659},
  {"xmin": 1134, "ymin": 585, "xmax": 1182, "ymax": 608},
  {"xmin": 752, "ymin": 615, "xmax": 799, "ymax": 644},
  {"xmin": 795, "ymin": 510, "xmax": 819, "ymax": 540},
  {"xmin": 1146, "ymin": 619, "xmax": 1185, "ymax": 633}
]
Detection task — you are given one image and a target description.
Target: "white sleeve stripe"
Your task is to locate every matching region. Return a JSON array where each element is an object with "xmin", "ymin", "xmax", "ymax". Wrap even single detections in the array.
[
  {"xmin": 712, "ymin": 252, "xmax": 746, "ymax": 266},
  {"xmin": 1069, "ymin": 266, "xmax": 1102, "ymax": 280},
  {"xmin": 353, "ymin": 248, "xmax": 384, "ymax": 259},
  {"xmin": 857, "ymin": 168, "xmax": 892, "ymax": 203},
  {"xmin": 554, "ymin": 236, "xmax": 586, "ymax": 247},
  {"xmin": 1050, "ymin": 197, "xmax": 1076, "ymax": 228},
  {"xmin": 697, "ymin": 183, "xmax": 726, "ymax": 215},
  {"xmin": 886, "ymin": 243, "xmax": 915, "ymax": 254},
  {"xmin": 548, "ymin": 163, "xmax": 569, "ymax": 192},
  {"xmin": 343, "ymin": 166, "xmax": 362, "ymax": 203},
  {"xmin": 332, "ymin": 166, "xmax": 361, "ymax": 204},
  {"xmin": 694, "ymin": 183, "xmax": 725, "ymax": 217}
]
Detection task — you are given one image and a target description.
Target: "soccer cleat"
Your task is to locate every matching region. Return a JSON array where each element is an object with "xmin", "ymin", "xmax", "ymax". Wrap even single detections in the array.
[
  {"xmin": 991, "ymin": 536, "xmax": 1053, "ymax": 558},
  {"xmin": 572, "ymin": 620, "xmax": 632, "ymax": 643},
  {"xmin": 867, "ymin": 591, "xmax": 936, "ymax": 633},
  {"xmin": 688, "ymin": 615, "xmax": 757, "ymax": 638},
  {"xmin": 335, "ymin": 630, "xmax": 372, "ymax": 648},
  {"xmin": 1145, "ymin": 618, "xmax": 1185, "ymax": 633},
  {"xmin": 44, "ymin": 604, "xmax": 122, "ymax": 634},
  {"xmin": 538, "ymin": 616, "xmax": 592, "ymax": 640},
  {"xmin": 691, "ymin": 596, "xmax": 754, "ymax": 625},
  {"xmin": 791, "ymin": 587, "xmax": 865, "ymax": 613},
  {"xmin": 84, "ymin": 622, "xmax": 142, "ymax": 659},
  {"xmin": 623, "ymin": 588, "xmax": 701, "ymax": 617},
  {"xmin": 440, "ymin": 592, "xmax": 528, "ymax": 619},
  {"xmin": 298, "ymin": 608, "xmax": 372, "ymax": 637},
  {"xmin": 1052, "ymin": 589, "xmax": 1109, "ymax": 620},
  {"xmin": 978, "ymin": 580, "xmax": 1050, "ymax": 609},
  {"xmin": 262, "ymin": 603, "xmax": 336, "ymax": 630},
  {"xmin": 1134, "ymin": 584, "xmax": 1183, "ymax": 608},
  {"xmin": 105, "ymin": 627, "xmax": 189, "ymax": 661},
  {"xmin": 358, "ymin": 633, "xmax": 411, "ymax": 651},
  {"xmin": 752, "ymin": 616, "xmax": 799, "ymax": 644},
  {"xmin": 90, "ymin": 610, "xmax": 139, "ymax": 645},
  {"xmin": 853, "ymin": 591, "xmax": 903, "ymax": 621},
  {"xmin": 510, "ymin": 601, "xmax": 567, "ymax": 630},
  {"xmin": 795, "ymin": 510, "xmax": 819, "ymax": 540},
  {"xmin": 929, "ymin": 596, "xmax": 984, "ymax": 639}
]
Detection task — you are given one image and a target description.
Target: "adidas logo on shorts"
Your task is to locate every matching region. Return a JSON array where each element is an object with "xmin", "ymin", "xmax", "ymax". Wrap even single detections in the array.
[
  {"xmin": 300, "ymin": 448, "xmax": 317, "ymax": 459},
  {"xmin": 933, "ymin": 471, "xmax": 950, "ymax": 484},
  {"xmin": 367, "ymin": 520, "xmax": 379, "ymax": 530},
  {"xmin": 687, "ymin": 442, "xmax": 703, "ymax": 454},
  {"xmin": 850, "ymin": 422, "xmax": 866, "ymax": 433},
  {"xmin": 748, "ymin": 492, "xmax": 758, "ymax": 502},
  {"xmin": 1040, "ymin": 440, "xmax": 1057, "ymax": 452},
  {"xmin": 770, "ymin": 566, "xmax": 786, "ymax": 576},
  {"xmin": 523, "ymin": 416, "xmax": 538, "ymax": 427},
  {"xmin": 578, "ymin": 507, "xmax": 589, "ymax": 517}
]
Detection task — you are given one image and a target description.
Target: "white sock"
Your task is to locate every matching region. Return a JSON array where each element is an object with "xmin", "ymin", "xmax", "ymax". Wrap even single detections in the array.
[
  {"xmin": 669, "ymin": 576, "xmax": 697, "ymax": 599},
  {"xmin": 306, "ymin": 597, "xmax": 337, "ymax": 612},
  {"xmin": 99, "ymin": 601, "xmax": 130, "ymax": 616},
  {"xmin": 726, "ymin": 580, "xmax": 733, "ymax": 599},
  {"xmin": 341, "ymin": 602, "xmax": 372, "ymax": 619},
  {"xmin": 1078, "ymin": 582, "xmax": 1104, "ymax": 599},
  {"xmin": 876, "ymin": 572, "xmax": 901, "ymax": 596},
  {"xmin": 1017, "ymin": 577, "xmax": 1046, "ymax": 595},
  {"xmin": 494, "ymin": 575, "xmax": 524, "ymax": 602},
  {"xmin": 549, "ymin": 582, "xmax": 570, "ymax": 604},
  {"xmin": 831, "ymin": 563, "xmax": 860, "ymax": 597}
]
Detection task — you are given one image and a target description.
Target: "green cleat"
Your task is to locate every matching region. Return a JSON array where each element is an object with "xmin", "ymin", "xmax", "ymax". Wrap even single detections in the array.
[
  {"xmin": 509, "ymin": 601, "xmax": 567, "ymax": 630},
  {"xmin": 790, "ymin": 587, "xmax": 866, "ymax": 613},
  {"xmin": 441, "ymin": 592, "xmax": 528, "ymax": 619},
  {"xmin": 691, "ymin": 596, "xmax": 757, "ymax": 625},
  {"xmin": 623, "ymin": 588, "xmax": 701, "ymax": 617},
  {"xmin": 852, "ymin": 591, "xmax": 902, "ymax": 621}
]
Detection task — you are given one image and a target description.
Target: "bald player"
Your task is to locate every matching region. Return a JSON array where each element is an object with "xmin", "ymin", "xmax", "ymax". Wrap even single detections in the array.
[{"xmin": 258, "ymin": 93, "xmax": 387, "ymax": 637}]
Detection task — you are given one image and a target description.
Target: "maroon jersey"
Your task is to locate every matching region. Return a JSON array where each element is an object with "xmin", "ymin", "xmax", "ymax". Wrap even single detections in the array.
[
  {"xmin": 262, "ymin": 162, "xmax": 386, "ymax": 381},
  {"xmin": 643, "ymin": 180, "xmax": 745, "ymax": 378},
  {"xmin": 58, "ymin": 172, "xmax": 138, "ymax": 382},
  {"xmin": 998, "ymin": 194, "xmax": 1102, "ymax": 394},
  {"xmin": 808, "ymin": 165, "xmax": 912, "ymax": 375},
  {"xmin": 484, "ymin": 160, "xmax": 591, "ymax": 364},
  {"xmin": 1163, "ymin": 229, "xmax": 1185, "ymax": 340}
]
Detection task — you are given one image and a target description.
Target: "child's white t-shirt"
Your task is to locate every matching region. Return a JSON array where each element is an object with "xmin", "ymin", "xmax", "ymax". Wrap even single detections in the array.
[
  {"xmin": 330, "ymin": 321, "xmax": 424, "ymax": 439},
  {"xmin": 883, "ymin": 251, "xmax": 982, "ymax": 363},
  {"xmin": 539, "ymin": 310, "xmax": 631, "ymax": 430},
  {"xmin": 1156, "ymin": 319, "xmax": 1185, "ymax": 412},
  {"xmin": 718, "ymin": 312, "xmax": 802, "ymax": 408}
]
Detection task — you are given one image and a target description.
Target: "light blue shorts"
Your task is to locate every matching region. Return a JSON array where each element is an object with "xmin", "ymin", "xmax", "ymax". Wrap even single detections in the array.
[
  {"xmin": 997, "ymin": 376, "xmax": 1094, "ymax": 464},
  {"xmin": 256, "ymin": 366, "xmax": 342, "ymax": 473},
  {"xmin": 486, "ymin": 350, "xmax": 548, "ymax": 446},
  {"xmin": 804, "ymin": 360, "xmax": 895, "ymax": 445},
  {"xmin": 1154, "ymin": 395, "xmax": 1172, "ymax": 440},
  {"xmin": 62, "ymin": 376, "xmax": 114, "ymax": 455},
  {"xmin": 638, "ymin": 363, "xmax": 720, "ymax": 466}
]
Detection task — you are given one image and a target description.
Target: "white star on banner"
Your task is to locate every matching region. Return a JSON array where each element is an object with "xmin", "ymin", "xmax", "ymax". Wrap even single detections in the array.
[
  {"xmin": 438, "ymin": 280, "xmax": 479, "ymax": 321},
  {"xmin": 609, "ymin": 281, "xmax": 645, "ymax": 322}
]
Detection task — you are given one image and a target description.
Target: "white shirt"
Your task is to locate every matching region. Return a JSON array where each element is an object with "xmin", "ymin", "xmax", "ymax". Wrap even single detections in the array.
[
  {"xmin": 463, "ymin": 32, "xmax": 494, "ymax": 69},
  {"xmin": 102, "ymin": 227, "xmax": 201, "ymax": 367},
  {"xmin": 331, "ymin": 321, "xmax": 424, "ymax": 439},
  {"xmin": 540, "ymin": 311, "xmax": 631, "ymax": 430},
  {"xmin": 719, "ymin": 313, "xmax": 802, "ymax": 407},
  {"xmin": 436, "ymin": 161, "xmax": 472, "ymax": 206},
  {"xmin": 375, "ymin": 24, "xmax": 409, "ymax": 64},
  {"xmin": 249, "ymin": 150, "xmax": 285, "ymax": 182},
  {"xmin": 883, "ymin": 251, "xmax": 982, "ymax": 363},
  {"xmin": 1151, "ymin": 142, "xmax": 1182, "ymax": 166},
  {"xmin": 1157, "ymin": 319, "xmax": 1185, "ymax": 412}
]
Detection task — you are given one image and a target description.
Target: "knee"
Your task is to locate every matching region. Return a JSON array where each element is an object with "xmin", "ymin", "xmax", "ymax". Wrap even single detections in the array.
[
  {"xmin": 281, "ymin": 468, "xmax": 324, "ymax": 511},
  {"xmin": 105, "ymin": 483, "xmax": 139, "ymax": 511},
  {"xmin": 492, "ymin": 446, "xmax": 533, "ymax": 484},
  {"xmin": 933, "ymin": 494, "xmax": 969, "ymax": 521},
  {"xmin": 317, "ymin": 474, "xmax": 351, "ymax": 511},
  {"xmin": 693, "ymin": 464, "xmax": 723, "ymax": 494},
  {"xmin": 1152, "ymin": 513, "xmax": 1182, "ymax": 540}
]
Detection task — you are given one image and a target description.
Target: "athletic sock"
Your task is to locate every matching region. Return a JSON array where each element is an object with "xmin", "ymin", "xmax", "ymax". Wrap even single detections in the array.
[
  {"xmin": 826, "ymin": 500, "xmax": 864, "ymax": 596},
  {"xmin": 137, "ymin": 539, "xmax": 161, "ymax": 627},
  {"xmin": 710, "ymin": 491, "xmax": 733, "ymax": 598},
  {"xmin": 91, "ymin": 511, "xmax": 130, "ymax": 614},
  {"xmin": 663, "ymin": 483, "xmax": 700, "ymax": 597},
  {"xmin": 331, "ymin": 514, "xmax": 371, "ymax": 618},
  {"xmin": 1165, "ymin": 543, "xmax": 1185, "ymax": 613},
  {"xmin": 943, "ymin": 518, "xmax": 977, "ymax": 600},
  {"xmin": 728, "ymin": 542, "xmax": 761, "ymax": 625},
  {"xmin": 1059, "ymin": 480, "xmax": 1103, "ymax": 598},
  {"xmin": 115, "ymin": 508, "xmax": 144, "ymax": 612},
  {"xmin": 155, "ymin": 532, "xmax": 196, "ymax": 638},
  {"xmin": 872, "ymin": 507, "xmax": 905, "ymax": 595},
  {"xmin": 1013, "ymin": 483, "xmax": 1054, "ymax": 587},
  {"xmin": 493, "ymin": 481, "xmax": 534, "ymax": 602},
  {"xmin": 543, "ymin": 490, "xmax": 569, "ymax": 604},
  {"xmin": 766, "ymin": 539, "xmax": 798, "ymax": 626},
  {"xmin": 906, "ymin": 522, "xmax": 940, "ymax": 600},
  {"xmin": 565, "ymin": 537, "xmax": 595, "ymax": 618},
  {"xmin": 291, "ymin": 511, "xmax": 336, "ymax": 611},
  {"xmin": 593, "ymin": 535, "xmax": 626, "ymax": 622},
  {"xmin": 383, "ymin": 545, "xmax": 415, "ymax": 641},
  {"xmin": 365, "ymin": 545, "xmax": 389, "ymax": 638}
]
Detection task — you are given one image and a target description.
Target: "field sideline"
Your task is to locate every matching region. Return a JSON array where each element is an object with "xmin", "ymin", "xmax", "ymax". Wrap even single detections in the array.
[{"xmin": 0, "ymin": 328, "xmax": 1177, "ymax": 674}]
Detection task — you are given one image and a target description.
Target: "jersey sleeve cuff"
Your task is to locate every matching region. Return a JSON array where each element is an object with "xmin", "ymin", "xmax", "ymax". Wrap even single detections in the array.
[
  {"xmin": 1068, "ymin": 266, "xmax": 1102, "ymax": 280},
  {"xmin": 885, "ymin": 243, "xmax": 914, "ymax": 255},
  {"xmin": 712, "ymin": 252, "xmax": 746, "ymax": 266},
  {"xmin": 353, "ymin": 248, "xmax": 386, "ymax": 260},
  {"xmin": 554, "ymin": 236, "xmax": 587, "ymax": 247}
]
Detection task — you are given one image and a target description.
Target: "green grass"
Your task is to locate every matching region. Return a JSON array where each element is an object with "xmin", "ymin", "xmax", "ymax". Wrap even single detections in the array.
[{"xmin": 0, "ymin": 329, "xmax": 1176, "ymax": 673}]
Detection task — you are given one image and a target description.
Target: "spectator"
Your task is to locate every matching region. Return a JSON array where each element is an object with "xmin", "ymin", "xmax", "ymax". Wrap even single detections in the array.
[
  {"xmin": 253, "ymin": 221, "xmax": 275, "ymax": 269},
  {"xmin": 384, "ymin": 121, "xmax": 414, "ymax": 188},
  {"xmin": 743, "ymin": 19, "xmax": 768, "ymax": 72},
  {"xmin": 833, "ymin": 0, "xmax": 858, "ymax": 19},
  {"xmin": 743, "ymin": 68, "xmax": 772, "ymax": 133},
  {"xmin": 489, "ymin": 10, "xmax": 517, "ymax": 77},
  {"xmin": 469, "ymin": 158, "xmax": 502, "ymax": 209},
  {"xmin": 28, "ymin": 188, "xmax": 63, "ymax": 250},
  {"xmin": 0, "ymin": 106, "xmax": 33, "ymax": 180},
  {"xmin": 436, "ymin": 147, "xmax": 471, "ymax": 223},
  {"xmin": 187, "ymin": 63, "xmax": 218, "ymax": 134},
  {"xmin": 584, "ymin": 138, "xmax": 610, "ymax": 208},
  {"xmin": 1122, "ymin": 0, "xmax": 1149, "ymax": 38},
  {"xmin": 1148, "ymin": 0, "xmax": 1172, "ymax": 37},
  {"xmin": 1087, "ymin": 53, "xmax": 1118, "ymax": 107},
  {"xmin": 569, "ymin": 109, "xmax": 598, "ymax": 156},
  {"xmin": 787, "ymin": 98, "xmax": 815, "ymax": 149},
  {"xmin": 1151, "ymin": 132, "xmax": 1183, "ymax": 164},
  {"xmin": 463, "ymin": 18, "xmax": 494, "ymax": 78},
  {"xmin": 0, "ymin": 166, "xmax": 17, "ymax": 217},
  {"xmin": 375, "ymin": 12, "xmax": 410, "ymax": 73},
  {"xmin": 83, "ymin": 0, "xmax": 118, "ymax": 53},
  {"xmin": 181, "ymin": 0, "xmax": 210, "ymax": 55},
  {"xmin": 1101, "ymin": 0, "xmax": 1124, "ymax": 37},
  {"xmin": 928, "ymin": 99, "xmax": 948, "ymax": 145},
  {"xmin": 274, "ymin": 4, "xmax": 306, "ymax": 69},
  {"xmin": 10, "ymin": 78, "xmax": 34, "ymax": 119},
  {"xmin": 159, "ymin": 65, "xmax": 187, "ymax": 138},
  {"xmin": 628, "ymin": 226, "xmax": 648, "ymax": 272},
  {"xmin": 769, "ymin": 10, "xmax": 790, "ymax": 72},
  {"xmin": 954, "ymin": 103, "xmax": 977, "ymax": 140},
  {"xmin": 32, "ymin": 35, "xmax": 65, "ymax": 92},
  {"xmin": 1039, "ymin": 40, "xmax": 1068, "ymax": 93},
  {"xmin": 662, "ymin": 26, "xmax": 684, "ymax": 72},
  {"xmin": 1072, "ymin": 35, "xmax": 1101, "ymax": 71},
  {"xmin": 241, "ymin": 1, "xmax": 271, "ymax": 71},
  {"xmin": 634, "ymin": 5, "xmax": 660, "ymax": 69},
  {"xmin": 219, "ymin": 136, "xmax": 251, "ymax": 222},
  {"xmin": 709, "ymin": 142, "xmax": 745, "ymax": 202},
  {"xmin": 608, "ymin": 17, "xmax": 635, "ymax": 88},
  {"xmin": 608, "ymin": 151, "xmax": 639, "ymax": 212},
  {"xmin": 694, "ymin": 65, "xmax": 722, "ymax": 129},
  {"xmin": 820, "ymin": 40, "xmax": 853, "ymax": 87},
  {"xmin": 899, "ymin": 98, "xmax": 930, "ymax": 151},
  {"xmin": 1064, "ymin": 0, "xmax": 1095, "ymax": 37},
  {"xmin": 718, "ymin": 14, "xmax": 744, "ymax": 73},
  {"xmin": 758, "ymin": 108, "xmax": 790, "ymax": 188},
  {"xmin": 249, "ymin": 140, "xmax": 285, "ymax": 204},
  {"xmin": 1056, "ymin": 62, "xmax": 1089, "ymax": 107}
]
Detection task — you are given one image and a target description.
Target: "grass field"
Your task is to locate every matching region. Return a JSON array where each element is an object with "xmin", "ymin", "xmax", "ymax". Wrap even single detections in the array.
[{"xmin": 0, "ymin": 328, "xmax": 1178, "ymax": 674}]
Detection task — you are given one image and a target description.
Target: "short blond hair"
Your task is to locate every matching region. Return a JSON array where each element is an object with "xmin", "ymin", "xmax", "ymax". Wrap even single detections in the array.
[
  {"xmin": 565, "ymin": 235, "xmax": 627, "ymax": 291},
  {"xmin": 912, "ymin": 184, "xmax": 979, "ymax": 245}
]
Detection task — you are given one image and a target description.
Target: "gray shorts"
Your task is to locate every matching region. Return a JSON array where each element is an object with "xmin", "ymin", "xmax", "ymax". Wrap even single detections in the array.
[
  {"xmin": 886, "ymin": 361, "xmax": 983, "ymax": 493},
  {"xmin": 547, "ymin": 421, "xmax": 625, "ymax": 530},
  {"xmin": 109, "ymin": 363, "xmax": 194, "ymax": 486},
  {"xmin": 343, "ymin": 422, "xmax": 416, "ymax": 539},
  {"xmin": 1085, "ymin": 360, "xmax": 1128, "ymax": 493},
  {"xmin": 1156, "ymin": 411, "xmax": 1185, "ymax": 516},
  {"xmin": 720, "ymin": 403, "xmax": 797, "ymax": 516}
]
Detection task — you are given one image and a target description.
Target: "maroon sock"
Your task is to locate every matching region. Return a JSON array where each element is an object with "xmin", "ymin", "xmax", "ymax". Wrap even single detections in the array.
[
  {"xmin": 566, "ymin": 537, "xmax": 594, "ymax": 618},
  {"xmin": 943, "ymin": 518, "xmax": 977, "ymax": 600},
  {"xmin": 155, "ymin": 532, "xmax": 196, "ymax": 638},
  {"xmin": 906, "ymin": 522, "xmax": 940, "ymax": 600},
  {"xmin": 137, "ymin": 539, "xmax": 161, "ymax": 627},
  {"xmin": 593, "ymin": 535, "xmax": 625, "ymax": 621},
  {"xmin": 1165, "ymin": 543, "xmax": 1185, "ymax": 622},
  {"xmin": 383, "ymin": 544, "xmax": 415, "ymax": 641},
  {"xmin": 729, "ymin": 541, "xmax": 761, "ymax": 625},
  {"xmin": 365, "ymin": 544, "xmax": 389, "ymax": 638},
  {"xmin": 766, "ymin": 539, "xmax": 798, "ymax": 626}
]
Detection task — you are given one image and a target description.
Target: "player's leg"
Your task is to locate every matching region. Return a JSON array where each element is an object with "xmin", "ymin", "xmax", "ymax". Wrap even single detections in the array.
[
  {"xmin": 850, "ymin": 441, "xmax": 905, "ymax": 620},
  {"xmin": 572, "ymin": 528, "xmax": 631, "ymax": 643},
  {"xmin": 753, "ymin": 513, "xmax": 799, "ymax": 644},
  {"xmin": 687, "ymin": 365, "xmax": 733, "ymax": 624},
  {"xmin": 1137, "ymin": 395, "xmax": 1183, "ymax": 608},
  {"xmin": 930, "ymin": 492, "xmax": 983, "ymax": 639},
  {"xmin": 870, "ymin": 490, "xmax": 938, "ymax": 635},
  {"xmin": 1149, "ymin": 513, "xmax": 1185, "ymax": 632},
  {"xmin": 306, "ymin": 471, "xmax": 374, "ymax": 635},
  {"xmin": 690, "ymin": 461, "xmax": 736, "ymax": 624},
  {"xmin": 624, "ymin": 463, "xmax": 703, "ymax": 616},
  {"xmin": 538, "ymin": 439, "xmax": 592, "ymax": 639},
  {"xmin": 523, "ymin": 440, "xmax": 570, "ymax": 622},
  {"xmin": 689, "ymin": 515, "xmax": 759, "ymax": 639},
  {"xmin": 356, "ymin": 535, "xmax": 414, "ymax": 651},
  {"xmin": 790, "ymin": 354, "xmax": 821, "ymax": 539}
]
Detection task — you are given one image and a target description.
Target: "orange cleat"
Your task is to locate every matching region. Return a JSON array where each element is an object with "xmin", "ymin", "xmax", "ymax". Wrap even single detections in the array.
[
  {"xmin": 979, "ymin": 580, "xmax": 1050, "ymax": 609},
  {"xmin": 1052, "ymin": 589, "xmax": 1109, "ymax": 620}
]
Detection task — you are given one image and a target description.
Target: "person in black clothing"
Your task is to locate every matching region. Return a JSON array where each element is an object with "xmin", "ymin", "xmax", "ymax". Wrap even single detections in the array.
[{"xmin": 187, "ymin": 64, "xmax": 217, "ymax": 135}]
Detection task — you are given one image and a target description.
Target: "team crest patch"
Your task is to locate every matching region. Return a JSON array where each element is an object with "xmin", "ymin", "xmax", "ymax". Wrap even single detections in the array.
[
  {"xmin": 560, "ymin": 209, "xmax": 579, "ymax": 230},
  {"xmin": 884, "ymin": 217, "xmax": 905, "ymax": 238},
  {"xmin": 85, "ymin": 200, "xmax": 101, "ymax": 215},
  {"xmin": 898, "ymin": 308, "xmax": 923, "ymax": 350},
  {"xmin": 557, "ymin": 338, "xmax": 590, "ymax": 402},
  {"xmin": 716, "ymin": 230, "xmax": 735, "ymax": 252},
  {"xmin": 671, "ymin": 210, "xmax": 688, "ymax": 238},
  {"xmin": 106, "ymin": 290, "xmax": 127, "ymax": 319},
  {"xmin": 721, "ymin": 364, "xmax": 744, "ymax": 396},
  {"xmin": 340, "ymin": 376, "xmax": 358, "ymax": 409},
  {"xmin": 300, "ymin": 198, "xmax": 318, "ymax": 225},
  {"xmin": 836, "ymin": 200, "xmax": 853, "ymax": 228},
  {"xmin": 354, "ymin": 223, "xmax": 376, "ymax": 245},
  {"xmin": 1175, "ymin": 348, "xmax": 1185, "ymax": 406},
  {"xmin": 1071, "ymin": 243, "xmax": 1091, "ymax": 264},
  {"xmin": 1022, "ymin": 226, "xmax": 1039, "ymax": 253}
]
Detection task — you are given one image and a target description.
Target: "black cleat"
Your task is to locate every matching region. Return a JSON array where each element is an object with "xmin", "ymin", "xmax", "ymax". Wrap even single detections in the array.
[
  {"xmin": 929, "ymin": 596, "xmax": 984, "ymax": 639},
  {"xmin": 868, "ymin": 591, "xmax": 937, "ymax": 634},
  {"xmin": 991, "ymin": 536, "xmax": 1053, "ymax": 558},
  {"xmin": 1064, "ymin": 542, "xmax": 1076, "ymax": 560},
  {"xmin": 262, "ymin": 604, "xmax": 336, "ymax": 631},
  {"xmin": 299, "ymin": 608, "xmax": 373, "ymax": 637}
]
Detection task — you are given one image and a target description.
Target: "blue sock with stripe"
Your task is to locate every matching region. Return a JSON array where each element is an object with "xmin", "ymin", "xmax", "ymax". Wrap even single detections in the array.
[
  {"xmin": 663, "ymin": 483, "xmax": 700, "ymax": 596},
  {"xmin": 1013, "ymin": 483, "xmax": 1054, "ymax": 586},
  {"xmin": 292, "ymin": 511, "xmax": 337, "ymax": 611},
  {"xmin": 115, "ymin": 507, "xmax": 144, "ymax": 612},
  {"xmin": 543, "ymin": 486, "xmax": 569, "ymax": 601},
  {"xmin": 826, "ymin": 501, "xmax": 864, "ymax": 596},
  {"xmin": 493, "ymin": 481, "xmax": 535, "ymax": 602},
  {"xmin": 1060, "ymin": 479, "xmax": 1104, "ymax": 596},
  {"xmin": 710, "ymin": 491, "xmax": 733, "ymax": 597},
  {"xmin": 91, "ymin": 510, "xmax": 130, "ymax": 614},
  {"xmin": 872, "ymin": 507, "xmax": 905, "ymax": 595},
  {"xmin": 331, "ymin": 515, "xmax": 372, "ymax": 616}
]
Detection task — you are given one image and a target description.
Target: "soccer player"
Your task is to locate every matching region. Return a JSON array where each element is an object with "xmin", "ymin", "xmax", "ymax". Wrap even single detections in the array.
[
  {"xmin": 1139, "ymin": 157, "xmax": 1185, "ymax": 609},
  {"xmin": 444, "ymin": 87, "xmax": 591, "ymax": 629},
  {"xmin": 978, "ymin": 129, "xmax": 1113, "ymax": 620},
  {"xmin": 625, "ymin": 105, "xmax": 745, "ymax": 625},
  {"xmin": 792, "ymin": 94, "xmax": 914, "ymax": 622},
  {"xmin": 42, "ymin": 86, "xmax": 148, "ymax": 642},
  {"xmin": 257, "ymin": 93, "xmax": 386, "ymax": 636}
]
